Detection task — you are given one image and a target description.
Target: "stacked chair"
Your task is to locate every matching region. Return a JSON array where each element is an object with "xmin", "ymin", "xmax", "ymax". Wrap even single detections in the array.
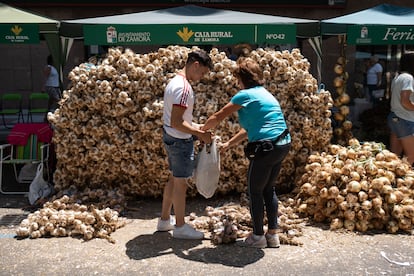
[
  {"xmin": 0, "ymin": 93, "xmax": 24, "ymax": 129},
  {"xmin": 27, "ymin": 92, "xmax": 49, "ymax": 123}
]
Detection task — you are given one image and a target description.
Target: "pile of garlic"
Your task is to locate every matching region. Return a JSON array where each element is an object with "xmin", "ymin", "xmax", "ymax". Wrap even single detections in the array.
[
  {"xmin": 48, "ymin": 45, "xmax": 333, "ymax": 198},
  {"xmin": 296, "ymin": 138, "xmax": 414, "ymax": 233},
  {"xmin": 16, "ymin": 195, "xmax": 127, "ymax": 243},
  {"xmin": 188, "ymin": 195, "xmax": 306, "ymax": 246}
]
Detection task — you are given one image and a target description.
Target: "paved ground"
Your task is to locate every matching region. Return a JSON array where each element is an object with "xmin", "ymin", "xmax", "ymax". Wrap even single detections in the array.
[
  {"xmin": 0, "ymin": 193, "xmax": 414, "ymax": 276},
  {"xmin": 0, "ymin": 15, "xmax": 400, "ymax": 276},
  {"xmin": 0, "ymin": 113, "xmax": 413, "ymax": 275}
]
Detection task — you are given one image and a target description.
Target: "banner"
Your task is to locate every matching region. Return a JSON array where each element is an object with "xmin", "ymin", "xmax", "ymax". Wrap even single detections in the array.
[
  {"xmin": 0, "ymin": 24, "xmax": 39, "ymax": 44},
  {"xmin": 84, "ymin": 24, "xmax": 297, "ymax": 45},
  {"xmin": 257, "ymin": 24, "xmax": 296, "ymax": 44},
  {"xmin": 348, "ymin": 25, "xmax": 414, "ymax": 45}
]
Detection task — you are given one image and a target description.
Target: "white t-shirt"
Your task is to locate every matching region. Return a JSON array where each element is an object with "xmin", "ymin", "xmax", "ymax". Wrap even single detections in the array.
[
  {"xmin": 45, "ymin": 65, "xmax": 59, "ymax": 87},
  {"xmin": 163, "ymin": 74, "xmax": 194, "ymax": 139},
  {"xmin": 390, "ymin": 72, "xmax": 414, "ymax": 122},
  {"xmin": 366, "ymin": 63, "xmax": 383, "ymax": 85}
]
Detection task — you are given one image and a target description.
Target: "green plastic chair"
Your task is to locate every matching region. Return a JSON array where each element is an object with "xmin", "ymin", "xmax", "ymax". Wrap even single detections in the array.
[
  {"xmin": 0, "ymin": 93, "xmax": 24, "ymax": 128},
  {"xmin": 27, "ymin": 93, "xmax": 49, "ymax": 123}
]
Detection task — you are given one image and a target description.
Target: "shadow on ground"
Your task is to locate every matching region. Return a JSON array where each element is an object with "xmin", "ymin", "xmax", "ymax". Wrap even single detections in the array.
[{"xmin": 126, "ymin": 231, "xmax": 264, "ymax": 267}]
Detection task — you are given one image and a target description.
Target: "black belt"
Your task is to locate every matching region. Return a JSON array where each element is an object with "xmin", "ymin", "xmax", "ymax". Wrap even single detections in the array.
[
  {"xmin": 247, "ymin": 129, "xmax": 290, "ymax": 155},
  {"xmin": 244, "ymin": 129, "xmax": 289, "ymax": 160}
]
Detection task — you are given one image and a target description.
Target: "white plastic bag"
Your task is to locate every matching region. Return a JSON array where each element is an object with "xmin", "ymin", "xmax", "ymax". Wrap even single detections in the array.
[
  {"xmin": 28, "ymin": 163, "xmax": 52, "ymax": 205},
  {"xmin": 195, "ymin": 137, "xmax": 220, "ymax": 198},
  {"xmin": 18, "ymin": 163, "xmax": 38, "ymax": 182}
]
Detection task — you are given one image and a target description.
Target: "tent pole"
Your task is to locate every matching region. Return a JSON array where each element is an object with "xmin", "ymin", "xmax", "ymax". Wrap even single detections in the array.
[{"xmin": 308, "ymin": 36, "xmax": 322, "ymax": 85}]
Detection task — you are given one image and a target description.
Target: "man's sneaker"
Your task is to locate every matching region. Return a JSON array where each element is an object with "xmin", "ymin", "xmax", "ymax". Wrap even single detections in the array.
[
  {"xmin": 265, "ymin": 233, "xmax": 280, "ymax": 248},
  {"xmin": 172, "ymin": 223, "xmax": 204, "ymax": 239},
  {"xmin": 157, "ymin": 216, "xmax": 175, "ymax": 232},
  {"xmin": 239, "ymin": 233, "xmax": 267, "ymax": 248}
]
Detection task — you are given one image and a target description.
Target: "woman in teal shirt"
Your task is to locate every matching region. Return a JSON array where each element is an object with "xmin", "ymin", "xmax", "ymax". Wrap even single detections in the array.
[{"xmin": 202, "ymin": 58, "xmax": 291, "ymax": 248}]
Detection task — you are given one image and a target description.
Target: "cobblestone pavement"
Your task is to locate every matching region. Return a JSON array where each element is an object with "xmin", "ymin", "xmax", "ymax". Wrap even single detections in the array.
[{"xmin": 1, "ymin": 194, "xmax": 414, "ymax": 276}]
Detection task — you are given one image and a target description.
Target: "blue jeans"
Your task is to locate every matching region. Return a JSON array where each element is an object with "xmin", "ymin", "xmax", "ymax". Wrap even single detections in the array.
[
  {"xmin": 367, "ymin": 84, "xmax": 380, "ymax": 105},
  {"xmin": 163, "ymin": 129, "xmax": 195, "ymax": 178},
  {"xmin": 45, "ymin": 86, "xmax": 61, "ymax": 111},
  {"xmin": 387, "ymin": 112, "xmax": 414, "ymax": 138},
  {"xmin": 247, "ymin": 143, "xmax": 291, "ymax": 235}
]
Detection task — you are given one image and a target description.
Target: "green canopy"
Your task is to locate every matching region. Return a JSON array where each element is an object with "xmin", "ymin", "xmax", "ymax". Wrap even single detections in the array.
[
  {"xmin": 321, "ymin": 4, "xmax": 414, "ymax": 45},
  {"xmin": 0, "ymin": 3, "xmax": 61, "ymax": 78},
  {"xmin": 60, "ymin": 5, "xmax": 319, "ymax": 46}
]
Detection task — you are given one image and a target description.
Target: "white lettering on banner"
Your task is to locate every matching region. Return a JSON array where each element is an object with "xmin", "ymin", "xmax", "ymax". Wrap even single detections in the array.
[
  {"xmin": 5, "ymin": 35, "xmax": 29, "ymax": 42},
  {"xmin": 118, "ymin": 32, "xmax": 151, "ymax": 43},
  {"xmin": 356, "ymin": 38, "xmax": 372, "ymax": 44},
  {"xmin": 383, "ymin": 28, "xmax": 414, "ymax": 41},
  {"xmin": 266, "ymin": 33, "xmax": 286, "ymax": 40},
  {"xmin": 194, "ymin": 32, "xmax": 233, "ymax": 38},
  {"xmin": 202, "ymin": 38, "xmax": 219, "ymax": 42}
]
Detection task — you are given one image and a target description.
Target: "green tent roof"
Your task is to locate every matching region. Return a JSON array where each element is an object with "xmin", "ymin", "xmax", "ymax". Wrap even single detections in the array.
[
  {"xmin": 61, "ymin": 4, "xmax": 319, "ymax": 44},
  {"xmin": 321, "ymin": 4, "xmax": 414, "ymax": 35}
]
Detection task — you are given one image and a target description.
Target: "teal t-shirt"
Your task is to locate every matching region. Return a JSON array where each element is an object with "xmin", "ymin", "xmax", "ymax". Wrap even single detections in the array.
[{"xmin": 231, "ymin": 86, "xmax": 288, "ymax": 142}]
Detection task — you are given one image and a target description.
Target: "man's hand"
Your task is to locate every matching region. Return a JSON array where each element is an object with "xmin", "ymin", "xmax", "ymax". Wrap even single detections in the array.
[{"xmin": 193, "ymin": 123, "xmax": 203, "ymax": 130}]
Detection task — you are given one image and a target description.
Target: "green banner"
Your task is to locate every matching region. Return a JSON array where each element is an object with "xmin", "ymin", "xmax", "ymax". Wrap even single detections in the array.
[
  {"xmin": 84, "ymin": 24, "xmax": 254, "ymax": 45},
  {"xmin": 257, "ymin": 24, "xmax": 296, "ymax": 44},
  {"xmin": 84, "ymin": 24, "xmax": 297, "ymax": 45},
  {"xmin": 0, "ymin": 24, "xmax": 39, "ymax": 44},
  {"xmin": 348, "ymin": 25, "xmax": 414, "ymax": 45}
]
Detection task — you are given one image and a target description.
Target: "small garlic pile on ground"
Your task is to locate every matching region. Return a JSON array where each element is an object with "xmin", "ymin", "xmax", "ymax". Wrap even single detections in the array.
[
  {"xmin": 54, "ymin": 187, "xmax": 127, "ymax": 213},
  {"xmin": 48, "ymin": 45, "xmax": 333, "ymax": 199},
  {"xmin": 188, "ymin": 195, "xmax": 307, "ymax": 246},
  {"xmin": 296, "ymin": 138, "xmax": 414, "ymax": 233},
  {"xmin": 15, "ymin": 195, "xmax": 127, "ymax": 243}
]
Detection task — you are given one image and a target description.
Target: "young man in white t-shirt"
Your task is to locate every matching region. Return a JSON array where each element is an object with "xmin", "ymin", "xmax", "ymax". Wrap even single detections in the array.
[
  {"xmin": 157, "ymin": 50, "xmax": 213, "ymax": 239},
  {"xmin": 43, "ymin": 55, "xmax": 61, "ymax": 112},
  {"xmin": 366, "ymin": 55, "xmax": 383, "ymax": 104}
]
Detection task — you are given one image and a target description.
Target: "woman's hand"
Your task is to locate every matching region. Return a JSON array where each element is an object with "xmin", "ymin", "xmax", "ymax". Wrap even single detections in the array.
[
  {"xmin": 217, "ymin": 141, "xmax": 230, "ymax": 152},
  {"xmin": 202, "ymin": 102, "xmax": 242, "ymax": 131}
]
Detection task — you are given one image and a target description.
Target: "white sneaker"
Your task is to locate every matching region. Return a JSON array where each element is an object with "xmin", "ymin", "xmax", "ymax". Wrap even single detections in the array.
[
  {"xmin": 157, "ymin": 216, "xmax": 175, "ymax": 231},
  {"xmin": 240, "ymin": 233, "xmax": 267, "ymax": 248},
  {"xmin": 265, "ymin": 233, "xmax": 280, "ymax": 248},
  {"xmin": 172, "ymin": 223, "xmax": 204, "ymax": 239}
]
